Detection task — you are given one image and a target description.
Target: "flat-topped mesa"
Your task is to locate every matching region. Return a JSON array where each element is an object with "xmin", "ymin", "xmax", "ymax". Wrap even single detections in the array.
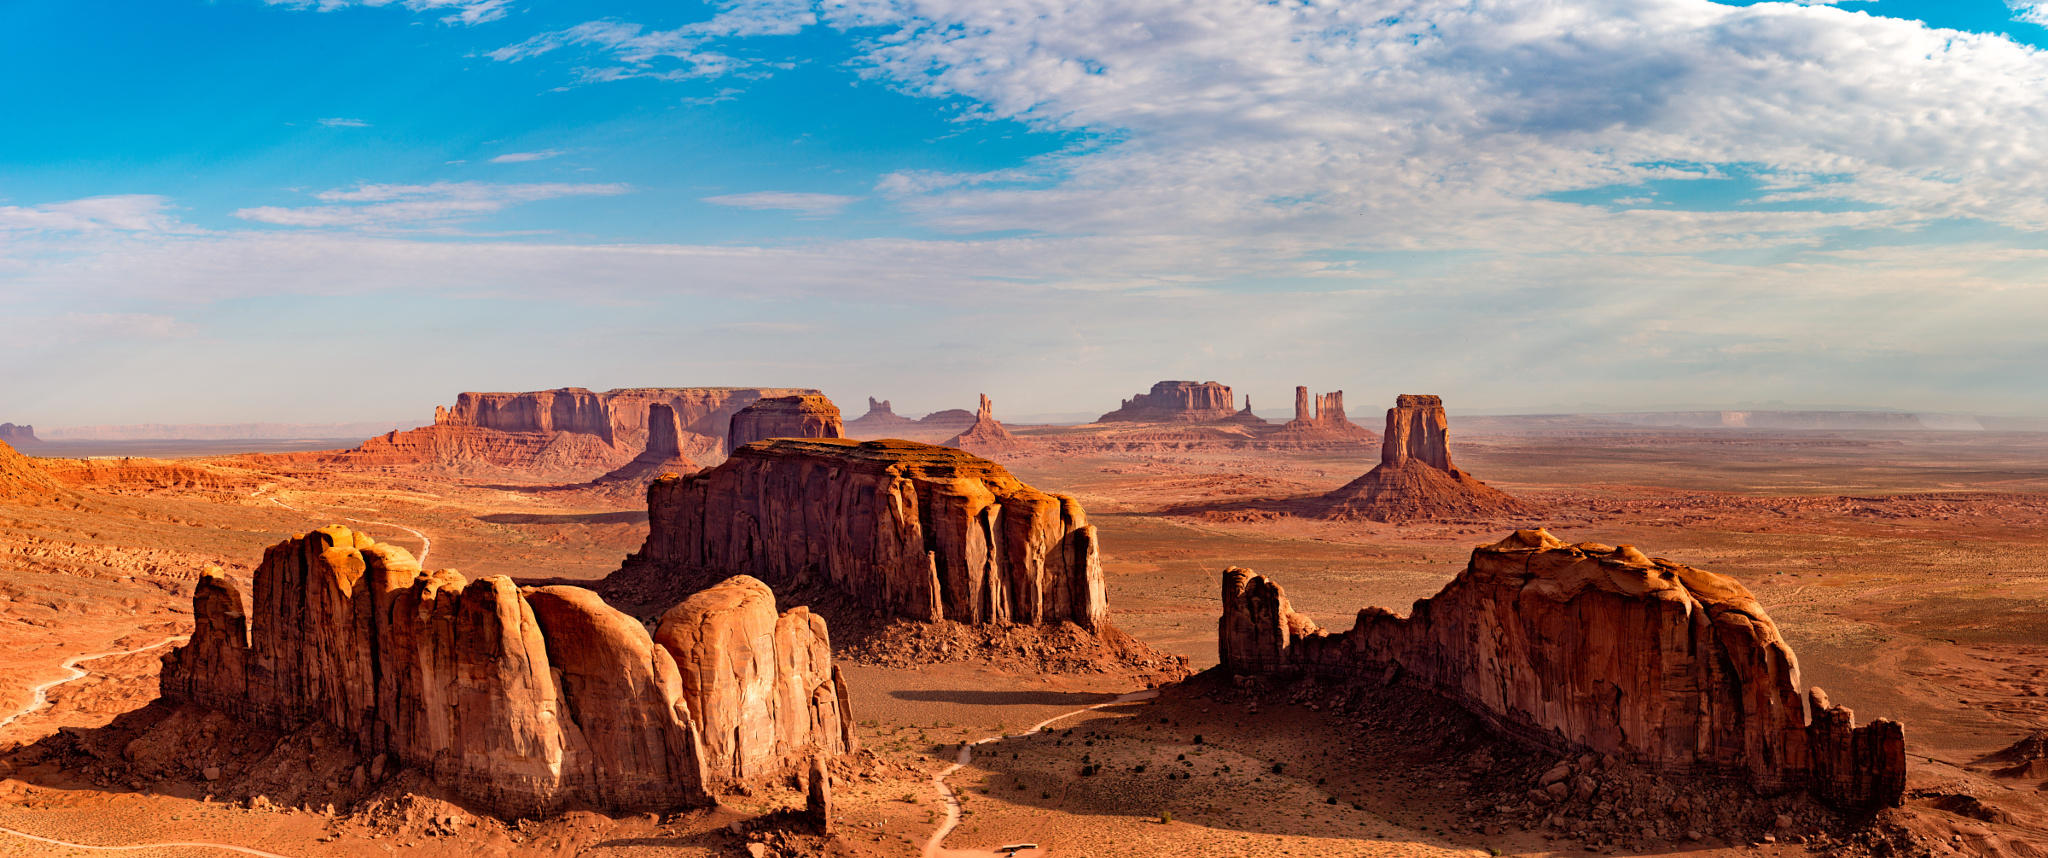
[
  {"xmin": 160, "ymin": 526, "xmax": 853, "ymax": 816},
  {"xmin": 726, "ymin": 395, "xmax": 845, "ymax": 455},
  {"xmin": 944, "ymin": 394, "xmax": 1025, "ymax": 454},
  {"xmin": 594, "ymin": 403, "xmax": 700, "ymax": 486},
  {"xmin": 0, "ymin": 423, "xmax": 36, "ymax": 445},
  {"xmin": 640, "ymin": 438, "xmax": 1107, "ymax": 630},
  {"xmin": 1317, "ymin": 393, "xmax": 1529, "ymax": 522},
  {"xmin": 436, "ymin": 387, "xmax": 617, "ymax": 445},
  {"xmin": 1219, "ymin": 530, "xmax": 1907, "ymax": 810},
  {"xmin": 845, "ymin": 396, "xmax": 918, "ymax": 437},
  {"xmin": 1099, "ymin": 381, "xmax": 1238, "ymax": 423}
]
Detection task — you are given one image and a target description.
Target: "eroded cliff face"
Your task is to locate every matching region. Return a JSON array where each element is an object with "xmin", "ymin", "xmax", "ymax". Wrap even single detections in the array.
[
  {"xmin": 640, "ymin": 438, "xmax": 1107, "ymax": 630},
  {"xmin": 726, "ymin": 395, "xmax": 844, "ymax": 455},
  {"xmin": 1318, "ymin": 394, "xmax": 1529, "ymax": 522},
  {"xmin": 161, "ymin": 526, "xmax": 851, "ymax": 816},
  {"xmin": 943, "ymin": 394, "xmax": 1024, "ymax": 454},
  {"xmin": 1098, "ymin": 381, "xmax": 1238, "ymax": 423},
  {"xmin": 595, "ymin": 403, "xmax": 699, "ymax": 487},
  {"xmin": 1219, "ymin": 529, "xmax": 1907, "ymax": 809}
]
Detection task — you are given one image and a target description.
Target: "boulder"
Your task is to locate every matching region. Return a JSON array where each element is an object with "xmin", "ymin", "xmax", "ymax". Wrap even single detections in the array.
[
  {"xmin": 639, "ymin": 438, "xmax": 1107, "ymax": 630},
  {"xmin": 1218, "ymin": 529, "xmax": 1907, "ymax": 809},
  {"xmin": 727, "ymin": 395, "xmax": 845, "ymax": 455}
]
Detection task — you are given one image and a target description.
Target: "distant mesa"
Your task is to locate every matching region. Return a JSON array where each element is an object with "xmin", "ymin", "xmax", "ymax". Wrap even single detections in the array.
[
  {"xmin": 943, "ymin": 394, "xmax": 1026, "ymax": 455},
  {"xmin": 0, "ymin": 423, "xmax": 38, "ymax": 445},
  {"xmin": 300, "ymin": 387, "xmax": 817, "ymax": 479},
  {"xmin": 1219, "ymin": 529, "xmax": 1906, "ymax": 809},
  {"xmin": 915, "ymin": 407, "xmax": 977, "ymax": 435},
  {"xmin": 160, "ymin": 526, "xmax": 852, "ymax": 816},
  {"xmin": 592, "ymin": 403, "xmax": 700, "ymax": 488},
  {"xmin": 845, "ymin": 397, "xmax": 918, "ymax": 435},
  {"xmin": 1316, "ymin": 394, "xmax": 1532, "ymax": 522},
  {"xmin": 1099, "ymin": 380, "xmax": 1238, "ymax": 423},
  {"xmin": 726, "ymin": 394, "xmax": 844, "ymax": 455},
  {"xmin": 632, "ymin": 438, "xmax": 1106, "ymax": 631}
]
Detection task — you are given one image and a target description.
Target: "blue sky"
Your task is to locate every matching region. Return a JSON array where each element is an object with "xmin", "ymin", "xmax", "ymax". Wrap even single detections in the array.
[{"xmin": 4, "ymin": 0, "xmax": 2048, "ymax": 425}]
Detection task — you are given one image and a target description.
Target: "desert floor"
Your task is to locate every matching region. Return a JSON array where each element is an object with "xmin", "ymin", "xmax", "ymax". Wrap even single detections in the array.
[{"xmin": 2, "ymin": 428, "xmax": 2044, "ymax": 857}]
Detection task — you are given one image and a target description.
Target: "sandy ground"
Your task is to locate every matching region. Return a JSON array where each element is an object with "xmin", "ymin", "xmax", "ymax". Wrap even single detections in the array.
[{"xmin": 1, "ymin": 429, "xmax": 2045, "ymax": 856}]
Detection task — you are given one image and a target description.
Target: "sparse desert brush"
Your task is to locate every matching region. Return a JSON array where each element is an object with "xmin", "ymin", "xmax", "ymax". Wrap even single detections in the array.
[{"xmin": 1159, "ymin": 810, "xmax": 1174, "ymax": 824}]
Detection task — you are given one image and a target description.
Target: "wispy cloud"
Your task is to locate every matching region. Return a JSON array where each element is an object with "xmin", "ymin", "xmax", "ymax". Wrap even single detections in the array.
[
  {"xmin": 318, "ymin": 117, "xmax": 370, "ymax": 128},
  {"xmin": 489, "ymin": 149, "xmax": 564, "ymax": 163},
  {"xmin": 263, "ymin": 0, "xmax": 509, "ymax": 26},
  {"xmin": 2013, "ymin": 2, "xmax": 2048, "ymax": 25},
  {"xmin": 487, "ymin": 0, "xmax": 814, "ymax": 82},
  {"xmin": 0, "ymin": 195, "xmax": 182, "ymax": 233},
  {"xmin": 234, "ymin": 181, "xmax": 629, "ymax": 229},
  {"xmin": 702, "ymin": 191, "xmax": 857, "ymax": 217}
]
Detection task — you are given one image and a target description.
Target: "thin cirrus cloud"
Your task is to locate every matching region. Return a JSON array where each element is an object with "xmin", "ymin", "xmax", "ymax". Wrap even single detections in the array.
[
  {"xmin": 0, "ymin": 195, "xmax": 182, "ymax": 233},
  {"xmin": 489, "ymin": 149, "xmax": 565, "ymax": 163},
  {"xmin": 702, "ymin": 191, "xmax": 858, "ymax": 217},
  {"xmin": 317, "ymin": 117, "xmax": 370, "ymax": 127},
  {"xmin": 232, "ymin": 181, "xmax": 629, "ymax": 229},
  {"xmin": 262, "ymin": 0, "xmax": 511, "ymax": 26}
]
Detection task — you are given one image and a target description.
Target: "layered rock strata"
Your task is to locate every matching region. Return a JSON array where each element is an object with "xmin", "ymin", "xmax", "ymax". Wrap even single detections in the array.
[
  {"xmin": 594, "ymin": 404, "xmax": 699, "ymax": 486},
  {"xmin": 1098, "ymin": 381, "xmax": 1238, "ymax": 423},
  {"xmin": 1318, "ymin": 394, "xmax": 1529, "ymax": 522},
  {"xmin": 727, "ymin": 395, "xmax": 845, "ymax": 455},
  {"xmin": 640, "ymin": 438, "xmax": 1107, "ymax": 630},
  {"xmin": 845, "ymin": 397, "xmax": 919, "ymax": 438},
  {"xmin": 160, "ymin": 526, "xmax": 853, "ymax": 815},
  {"xmin": 1219, "ymin": 530, "xmax": 1907, "ymax": 809},
  {"xmin": 943, "ymin": 395, "xmax": 1024, "ymax": 454}
]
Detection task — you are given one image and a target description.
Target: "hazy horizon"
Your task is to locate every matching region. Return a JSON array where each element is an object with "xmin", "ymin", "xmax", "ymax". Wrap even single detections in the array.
[{"xmin": 7, "ymin": 0, "xmax": 2047, "ymax": 426}]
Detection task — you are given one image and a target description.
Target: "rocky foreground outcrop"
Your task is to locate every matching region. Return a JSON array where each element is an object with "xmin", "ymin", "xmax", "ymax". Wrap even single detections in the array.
[
  {"xmin": 0, "ymin": 439, "xmax": 66, "ymax": 504},
  {"xmin": 943, "ymin": 395, "xmax": 1024, "ymax": 454},
  {"xmin": 638, "ymin": 438, "xmax": 1106, "ymax": 630},
  {"xmin": 727, "ymin": 395, "xmax": 844, "ymax": 454},
  {"xmin": 1219, "ymin": 529, "xmax": 1907, "ymax": 809},
  {"xmin": 1099, "ymin": 380, "xmax": 1239, "ymax": 423},
  {"xmin": 161, "ymin": 526, "xmax": 852, "ymax": 816},
  {"xmin": 1317, "ymin": 394, "xmax": 1531, "ymax": 522}
]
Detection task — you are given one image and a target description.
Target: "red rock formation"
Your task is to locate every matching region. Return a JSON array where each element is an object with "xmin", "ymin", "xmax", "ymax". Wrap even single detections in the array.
[
  {"xmin": 845, "ymin": 397, "xmax": 919, "ymax": 438},
  {"xmin": 653, "ymin": 575, "xmax": 854, "ymax": 780},
  {"xmin": 1270, "ymin": 387, "xmax": 1375, "ymax": 442},
  {"xmin": 639, "ymin": 438, "xmax": 1107, "ymax": 630},
  {"xmin": 1317, "ymin": 394, "xmax": 1530, "ymax": 522},
  {"xmin": 437, "ymin": 388, "xmax": 618, "ymax": 444},
  {"xmin": 916, "ymin": 408, "xmax": 977, "ymax": 435},
  {"xmin": 0, "ymin": 439, "xmax": 66, "ymax": 505},
  {"xmin": 0, "ymin": 423, "xmax": 37, "ymax": 445},
  {"xmin": 594, "ymin": 404, "xmax": 699, "ymax": 487},
  {"xmin": 1098, "ymin": 381, "xmax": 1238, "ymax": 423},
  {"xmin": 1219, "ymin": 529, "xmax": 1907, "ymax": 809},
  {"xmin": 727, "ymin": 395, "xmax": 845, "ymax": 455},
  {"xmin": 161, "ymin": 526, "xmax": 853, "ymax": 815},
  {"xmin": 944, "ymin": 395, "xmax": 1025, "ymax": 454},
  {"xmin": 1218, "ymin": 395, "xmax": 1270, "ymax": 427}
]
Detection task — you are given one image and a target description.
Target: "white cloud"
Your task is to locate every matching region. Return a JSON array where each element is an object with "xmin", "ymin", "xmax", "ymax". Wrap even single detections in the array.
[
  {"xmin": 233, "ymin": 181, "xmax": 629, "ymax": 229},
  {"xmin": 318, "ymin": 117, "xmax": 371, "ymax": 128},
  {"xmin": 489, "ymin": 149, "xmax": 565, "ymax": 163},
  {"xmin": 2014, "ymin": 2, "xmax": 2048, "ymax": 25},
  {"xmin": 703, "ymin": 191, "xmax": 858, "ymax": 217},
  {"xmin": 488, "ymin": 0, "xmax": 814, "ymax": 81},
  {"xmin": 264, "ymin": 0, "xmax": 509, "ymax": 26},
  {"xmin": 0, "ymin": 195, "xmax": 182, "ymax": 233}
]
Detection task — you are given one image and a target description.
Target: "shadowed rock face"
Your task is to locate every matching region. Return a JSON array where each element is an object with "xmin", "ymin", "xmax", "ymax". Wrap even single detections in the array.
[
  {"xmin": 162, "ymin": 527, "xmax": 853, "ymax": 816},
  {"xmin": 1317, "ymin": 394, "xmax": 1529, "ymax": 522},
  {"xmin": 641, "ymin": 438, "xmax": 1107, "ymax": 630},
  {"xmin": 1219, "ymin": 529, "xmax": 1907, "ymax": 810},
  {"xmin": 944, "ymin": 394, "xmax": 1024, "ymax": 454},
  {"xmin": 595, "ymin": 403, "xmax": 699, "ymax": 486},
  {"xmin": 727, "ymin": 395, "xmax": 845, "ymax": 455},
  {"xmin": 1099, "ymin": 381, "xmax": 1238, "ymax": 423}
]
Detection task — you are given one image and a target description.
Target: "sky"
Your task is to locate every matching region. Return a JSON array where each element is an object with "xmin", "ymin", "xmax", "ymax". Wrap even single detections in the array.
[{"xmin": 4, "ymin": 0, "xmax": 2048, "ymax": 425}]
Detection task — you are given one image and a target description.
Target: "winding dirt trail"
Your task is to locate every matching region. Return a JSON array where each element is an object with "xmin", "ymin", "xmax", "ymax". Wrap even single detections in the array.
[
  {"xmin": 257, "ymin": 490, "xmax": 431, "ymax": 564},
  {"xmin": 922, "ymin": 688, "xmax": 1159, "ymax": 858},
  {"xmin": 0, "ymin": 824, "xmax": 298, "ymax": 857},
  {"xmin": 0, "ymin": 636, "xmax": 188, "ymax": 739}
]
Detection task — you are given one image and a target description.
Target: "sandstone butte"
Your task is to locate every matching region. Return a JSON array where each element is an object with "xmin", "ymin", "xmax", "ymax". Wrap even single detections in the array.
[
  {"xmin": 1098, "ymin": 380, "xmax": 1239, "ymax": 423},
  {"xmin": 637, "ymin": 438, "xmax": 1107, "ymax": 630},
  {"xmin": 593, "ymin": 403, "xmax": 700, "ymax": 487},
  {"xmin": 160, "ymin": 526, "xmax": 854, "ymax": 816},
  {"xmin": 1219, "ymin": 529, "xmax": 1907, "ymax": 810},
  {"xmin": 1269, "ymin": 387, "xmax": 1375, "ymax": 442},
  {"xmin": 0, "ymin": 423, "xmax": 37, "ymax": 445},
  {"xmin": 943, "ymin": 394, "xmax": 1025, "ymax": 454},
  {"xmin": 322, "ymin": 387, "xmax": 818, "ymax": 475},
  {"xmin": 726, "ymin": 394, "xmax": 845, "ymax": 455},
  {"xmin": 1318, "ymin": 393, "xmax": 1532, "ymax": 522},
  {"xmin": 844, "ymin": 397, "xmax": 918, "ymax": 437}
]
